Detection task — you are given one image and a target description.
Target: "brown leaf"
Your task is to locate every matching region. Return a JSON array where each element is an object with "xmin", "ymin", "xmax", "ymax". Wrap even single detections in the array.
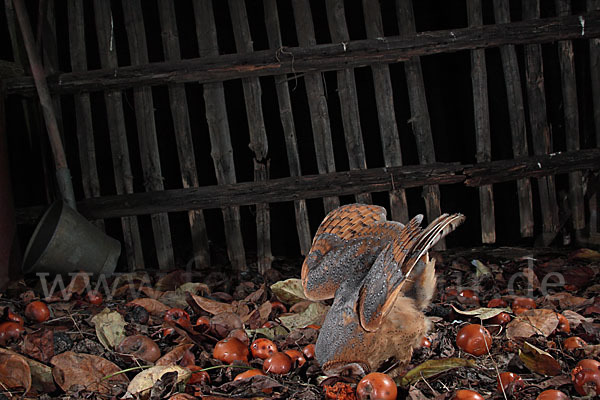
[
  {"xmin": 0, "ymin": 347, "xmax": 56, "ymax": 392},
  {"xmin": 21, "ymin": 329, "xmax": 54, "ymax": 363},
  {"xmin": 128, "ymin": 298, "xmax": 171, "ymax": 316},
  {"xmin": 399, "ymin": 358, "xmax": 476, "ymax": 386},
  {"xmin": 156, "ymin": 343, "xmax": 195, "ymax": 366},
  {"xmin": 562, "ymin": 309, "xmax": 593, "ymax": 329},
  {"xmin": 0, "ymin": 353, "xmax": 32, "ymax": 393},
  {"xmin": 518, "ymin": 341, "xmax": 561, "ymax": 376},
  {"xmin": 51, "ymin": 351, "xmax": 128, "ymax": 394},
  {"xmin": 243, "ymin": 284, "xmax": 266, "ymax": 304},
  {"xmin": 155, "ymin": 270, "xmax": 190, "ymax": 291},
  {"xmin": 140, "ymin": 286, "xmax": 165, "ymax": 299},
  {"xmin": 544, "ymin": 292, "xmax": 592, "ymax": 309},
  {"xmin": 506, "ymin": 309, "xmax": 560, "ymax": 340},
  {"xmin": 569, "ymin": 248, "xmax": 600, "ymax": 261},
  {"xmin": 189, "ymin": 294, "xmax": 235, "ymax": 315},
  {"xmin": 522, "ymin": 267, "xmax": 540, "ymax": 290}
]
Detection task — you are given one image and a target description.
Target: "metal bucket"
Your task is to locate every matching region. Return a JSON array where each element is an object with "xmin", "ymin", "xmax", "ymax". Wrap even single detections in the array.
[{"xmin": 22, "ymin": 201, "xmax": 121, "ymax": 275}]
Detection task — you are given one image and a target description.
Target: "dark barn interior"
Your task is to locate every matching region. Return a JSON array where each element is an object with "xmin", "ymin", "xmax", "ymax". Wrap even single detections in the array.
[
  {"xmin": 0, "ymin": 0, "xmax": 599, "ymax": 280},
  {"xmin": 1, "ymin": 0, "xmax": 600, "ymax": 398}
]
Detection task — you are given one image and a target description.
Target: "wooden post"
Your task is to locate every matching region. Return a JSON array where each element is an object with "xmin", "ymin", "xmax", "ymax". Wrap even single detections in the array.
[
  {"xmin": 492, "ymin": 0, "xmax": 535, "ymax": 237},
  {"xmin": 588, "ymin": 0, "xmax": 600, "ymax": 238},
  {"xmin": 362, "ymin": 0, "xmax": 409, "ymax": 223},
  {"xmin": 67, "ymin": 0, "xmax": 104, "ymax": 230},
  {"xmin": 93, "ymin": 0, "xmax": 145, "ymax": 270},
  {"xmin": 467, "ymin": 0, "xmax": 496, "ymax": 244},
  {"xmin": 555, "ymin": 0, "xmax": 585, "ymax": 238},
  {"xmin": 122, "ymin": 0, "xmax": 175, "ymax": 269},
  {"xmin": 522, "ymin": 0, "xmax": 560, "ymax": 244},
  {"xmin": 263, "ymin": 0, "xmax": 312, "ymax": 255},
  {"xmin": 292, "ymin": 0, "xmax": 339, "ymax": 213},
  {"xmin": 156, "ymin": 0, "xmax": 210, "ymax": 269},
  {"xmin": 396, "ymin": 0, "xmax": 444, "ymax": 248},
  {"xmin": 12, "ymin": 0, "xmax": 76, "ymax": 209},
  {"xmin": 192, "ymin": 0, "xmax": 246, "ymax": 271},
  {"xmin": 325, "ymin": 0, "xmax": 371, "ymax": 205},
  {"xmin": 0, "ymin": 83, "xmax": 20, "ymax": 289},
  {"xmin": 229, "ymin": 0, "xmax": 272, "ymax": 273}
]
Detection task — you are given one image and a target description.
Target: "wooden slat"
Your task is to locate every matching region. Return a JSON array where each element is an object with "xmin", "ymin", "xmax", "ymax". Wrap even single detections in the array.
[
  {"xmin": 229, "ymin": 0, "xmax": 272, "ymax": 273},
  {"xmin": 263, "ymin": 0, "xmax": 311, "ymax": 255},
  {"xmin": 362, "ymin": 0, "xmax": 409, "ymax": 223},
  {"xmin": 156, "ymin": 0, "xmax": 210, "ymax": 269},
  {"xmin": 192, "ymin": 0, "xmax": 246, "ymax": 271},
  {"xmin": 325, "ymin": 0, "xmax": 371, "ymax": 205},
  {"xmin": 555, "ymin": 0, "xmax": 585, "ymax": 234},
  {"xmin": 492, "ymin": 0, "xmax": 534, "ymax": 238},
  {"xmin": 467, "ymin": 0, "xmax": 496, "ymax": 244},
  {"xmin": 396, "ymin": 0, "xmax": 444, "ymax": 248},
  {"xmin": 522, "ymin": 0, "xmax": 560, "ymax": 244},
  {"xmin": 292, "ymin": 0, "xmax": 339, "ymax": 213},
  {"xmin": 93, "ymin": 0, "xmax": 144, "ymax": 270},
  {"xmin": 16, "ymin": 148, "xmax": 600, "ymax": 224},
  {"xmin": 3, "ymin": 0, "xmax": 52, "ymax": 203},
  {"xmin": 67, "ymin": 0, "xmax": 103, "ymax": 231},
  {"xmin": 7, "ymin": 12, "xmax": 600, "ymax": 96},
  {"xmin": 589, "ymin": 0, "xmax": 600, "ymax": 236}
]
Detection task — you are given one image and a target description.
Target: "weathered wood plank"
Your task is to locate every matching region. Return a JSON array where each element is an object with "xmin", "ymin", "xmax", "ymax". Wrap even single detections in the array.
[
  {"xmin": 396, "ymin": 0, "xmax": 443, "ymax": 248},
  {"xmin": 555, "ymin": 0, "xmax": 585, "ymax": 233},
  {"xmin": 16, "ymin": 148, "xmax": 600, "ymax": 224},
  {"xmin": 263, "ymin": 0, "xmax": 311, "ymax": 255},
  {"xmin": 9, "ymin": 12, "xmax": 600, "ymax": 96},
  {"xmin": 229, "ymin": 0, "xmax": 272, "ymax": 273},
  {"xmin": 362, "ymin": 0, "xmax": 409, "ymax": 223},
  {"xmin": 192, "ymin": 0, "xmax": 246, "ymax": 271},
  {"xmin": 292, "ymin": 0, "xmax": 339, "ymax": 213},
  {"xmin": 67, "ymin": 0, "xmax": 104, "ymax": 230},
  {"xmin": 522, "ymin": 0, "xmax": 560, "ymax": 243},
  {"xmin": 588, "ymin": 0, "xmax": 600, "ymax": 236},
  {"xmin": 467, "ymin": 0, "xmax": 496, "ymax": 244},
  {"xmin": 156, "ymin": 0, "xmax": 210, "ymax": 269},
  {"xmin": 122, "ymin": 0, "xmax": 174, "ymax": 269},
  {"xmin": 93, "ymin": 0, "xmax": 144, "ymax": 270},
  {"xmin": 493, "ymin": 0, "xmax": 535, "ymax": 237},
  {"xmin": 325, "ymin": 0, "xmax": 371, "ymax": 205}
]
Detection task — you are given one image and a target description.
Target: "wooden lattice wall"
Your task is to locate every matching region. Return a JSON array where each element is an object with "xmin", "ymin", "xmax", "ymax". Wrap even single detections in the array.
[{"xmin": 1, "ymin": 0, "xmax": 599, "ymax": 274}]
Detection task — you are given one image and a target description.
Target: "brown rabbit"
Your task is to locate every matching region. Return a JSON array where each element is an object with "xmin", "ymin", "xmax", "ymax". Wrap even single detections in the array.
[{"xmin": 301, "ymin": 204, "xmax": 464, "ymax": 376}]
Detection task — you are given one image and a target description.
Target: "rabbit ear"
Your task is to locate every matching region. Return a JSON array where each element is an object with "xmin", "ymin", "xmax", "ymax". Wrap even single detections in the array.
[
  {"xmin": 357, "ymin": 214, "xmax": 465, "ymax": 332},
  {"xmin": 301, "ymin": 204, "xmax": 393, "ymax": 301}
]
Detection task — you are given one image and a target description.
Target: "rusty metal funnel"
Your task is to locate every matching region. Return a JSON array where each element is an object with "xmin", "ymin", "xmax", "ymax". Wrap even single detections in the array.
[{"xmin": 22, "ymin": 201, "xmax": 120, "ymax": 275}]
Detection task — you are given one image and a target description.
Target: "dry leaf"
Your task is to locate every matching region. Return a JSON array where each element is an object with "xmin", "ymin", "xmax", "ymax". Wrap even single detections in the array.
[
  {"xmin": 270, "ymin": 278, "xmax": 308, "ymax": 305},
  {"xmin": 189, "ymin": 294, "xmax": 235, "ymax": 315},
  {"xmin": 279, "ymin": 302, "xmax": 329, "ymax": 331},
  {"xmin": 569, "ymin": 248, "xmax": 600, "ymax": 261},
  {"xmin": 90, "ymin": 308, "xmax": 127, "ymax": 350},
  {"xmin": 20, "ymin": 329, "xmax": 54, "ymax": 363},
  {"xmin": 399, "ymin": 358, "xmax": 476, "ymax": 386},
  {"xmin": 128, "ymin": 298, "xmax": 171, "ymax": 316},
  {"xmin": 0, "ymin": 353, "xmax": 32, "ymax": 393},
  {"xmin": 124, "ymin": 365, "xmax": 190, "ymax": 399},
  {"xmin": 451, "ymin": 305, "xmax": 511, "ymax": 321},
  {"xmin": 156, "ymin": 344, "xmax": 195, "ymax": 366},
  {"xmin": 506, "ymin": 309, "xmax": 559, "ymax": 340},
  {"xmin": 156, "ymin": 270, "xmax": 190, "ymax": 291},
  {"xmin": 51, "ymin": 351, "xmax": 128, "ymax": 394},
  {"xmin": 140, "ymin": 286, "xmax": 165, "ymax": 299},
  {"xmin": 562, "ymin": 310, "xmax": 593, "ymax": 329},
  {"xmin": 519, "ymin": 341, "xmax": 561, "ymax": 376},
  {"xmin": 544, "ymin": 292, "xmax": 591, "ymax": 309},
  {"xmin": 0, "ymin": 347, "xmax": 56, "ymax": 392}
]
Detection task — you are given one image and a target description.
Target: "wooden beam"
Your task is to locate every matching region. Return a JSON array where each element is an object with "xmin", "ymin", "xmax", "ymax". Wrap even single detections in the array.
[
  {"xmin": 468, "ymin": 0, "xmax": 496, "ymax": 244},
  {"xmin": 263, "ymin": 0, "xmax": 312, "ymax": 255},
  {"xmin": 157, "ymin": 0, "xmax": 210, "ymax": 269},
  {"xmin": 5, "ymin": 12, "xmax": 599, "ymax": 96},
  {"xmin": 493, "ymin": 0, "xmax": 535, "ymax": 238},
  {"xmin": 16, "ymin": 149, "xmax": 600, "ymax": 224},
  {"xmin": 362, "ymin": 0, "xmax": 409, "ymax": 223}
]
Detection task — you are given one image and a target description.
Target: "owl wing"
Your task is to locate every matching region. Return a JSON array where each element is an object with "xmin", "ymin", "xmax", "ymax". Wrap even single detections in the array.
[
  {"xmin": 301, "ymin": 204, "xmax": 403, "ymax": 301},
  {"xmin": 357, "ymin": 213, "xmax": 465, "ymax": 331}
]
